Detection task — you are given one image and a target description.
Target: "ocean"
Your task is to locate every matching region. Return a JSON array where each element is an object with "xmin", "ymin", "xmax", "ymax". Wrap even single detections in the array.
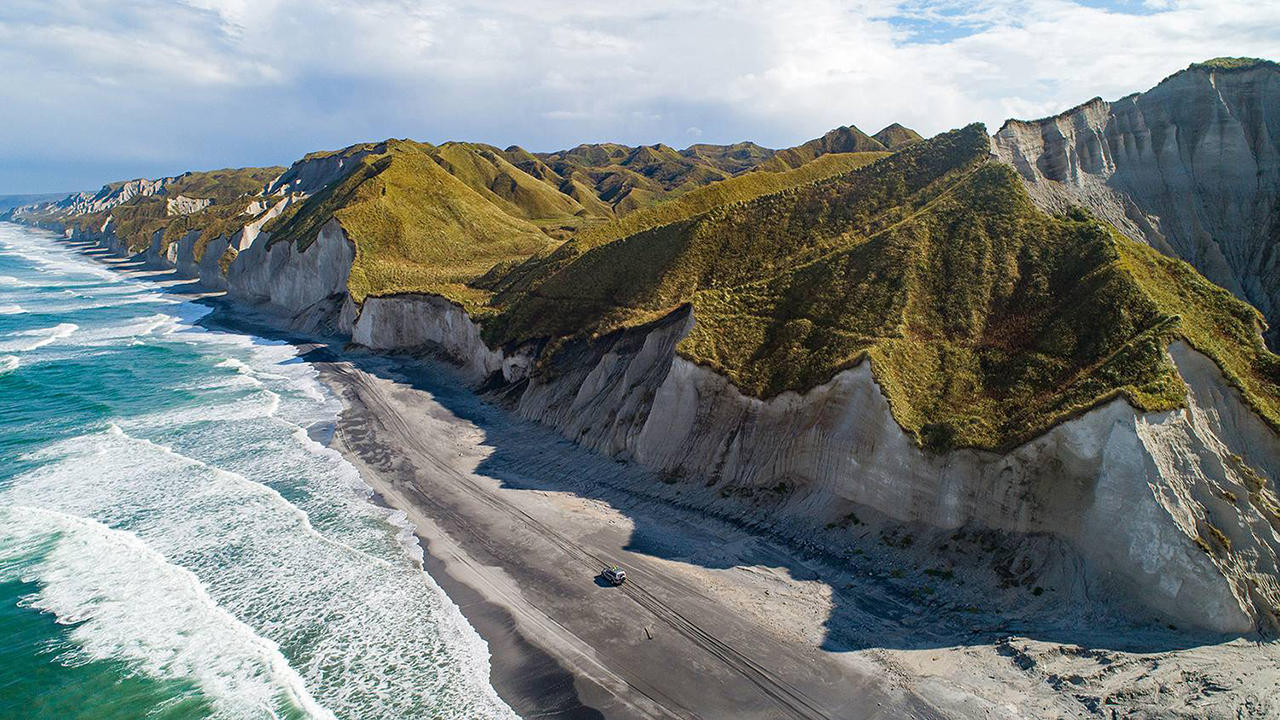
[{"xmin": 0, "ymin": 223, "xmax": 518, "ymax": 719}]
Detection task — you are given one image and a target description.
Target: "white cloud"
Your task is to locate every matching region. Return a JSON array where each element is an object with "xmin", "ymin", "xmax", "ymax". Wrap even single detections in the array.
[{"xmin": 1, "ymin": 0, "xmax": 1277, "ymax": 192}]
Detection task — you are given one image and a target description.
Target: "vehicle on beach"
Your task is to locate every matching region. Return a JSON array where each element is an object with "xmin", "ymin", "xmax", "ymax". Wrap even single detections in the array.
[{"xmin": 601, "ymin": 565, "xmax": 627, "ymax": 585}]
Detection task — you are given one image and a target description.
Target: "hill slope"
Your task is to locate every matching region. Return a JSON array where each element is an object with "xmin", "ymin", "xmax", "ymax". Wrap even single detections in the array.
[
  {"xmin": 263, "ymin": 140, "xmax": 555, "ymax": 306},
  {"xmin": 872, "ymin": 123, "xmax": 924, "ymax": 149},
  {"xmin": 41, "ymin": 167, "xmax": 283, "ymax": 254},
  {"xmin": 758, "ymin": 125, "xmax": 890, "ymax": 171},
  {"xmin": 489, "ymin": 124, "xmax": 1280, "ymax": 451},
  {"xmin": 479, "ymin": 151, "xmax": 891, "ymax": 303}
]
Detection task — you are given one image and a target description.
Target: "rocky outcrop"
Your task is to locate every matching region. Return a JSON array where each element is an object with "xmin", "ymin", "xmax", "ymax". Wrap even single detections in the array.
[
  {"xmin": 226, "ymin": 217, "xmax": 354, "ymax": 331},
  {"xmin": 64, "ymin": 215, "xmax": 129, "ymax": 257},
  {"xmin": 265, "ymin": 144, "xmax": 385, "ymax": 196},
  {"xmin": 459, "ymin": 302, "xmax": 1278, "ymax": 632},
  {"xmin": 194, "ymin": 197, "xmax": 293, "ymax": 290},
  {"xmin": 165, "ymin": 195, "xmax": 212, "ymax": 216},
  {"xmin": 993, "ymin": 62, "xmax": 1280, "ymax": 344},
  {"xmin": 350, "ymin": 295, "xmax": 524, "ymax": 381},
  {"xmin": 17, "ymin": 177, "xmax": 178, "ymax": 222}
]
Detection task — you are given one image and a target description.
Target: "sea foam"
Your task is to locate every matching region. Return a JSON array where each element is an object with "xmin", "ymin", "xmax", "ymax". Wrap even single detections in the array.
[
  {"xmin": 0, "ymin": 322, "xmax": 78, "ymax": 352},
  {"xmin": 0, "ymin": 505, "xmax": 335, "ymax": 720}
]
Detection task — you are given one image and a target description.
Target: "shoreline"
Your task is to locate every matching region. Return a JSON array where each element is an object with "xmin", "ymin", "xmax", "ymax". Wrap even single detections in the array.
[
  {"xmin": 41, "ymin": 229, "xmax": 1280, "ymax": 720},
  {"xmin": 198, "ymin": 305, "xmax": 610, "ymax": 720},
  {"xmin": 39, "ymin": 238, "xmax": 606, "ymax": 720}
]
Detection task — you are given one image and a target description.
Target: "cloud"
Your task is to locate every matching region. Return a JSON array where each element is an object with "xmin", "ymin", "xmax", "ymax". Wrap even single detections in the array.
[{"xmin": 1, "ymin": 0, "xmax": 1277, "ymax": 193}]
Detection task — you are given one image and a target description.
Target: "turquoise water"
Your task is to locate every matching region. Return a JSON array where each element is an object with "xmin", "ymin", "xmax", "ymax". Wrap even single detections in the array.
[{"xmin": 0, "ymin": 223, "xmax": 518, "ymax": 719}]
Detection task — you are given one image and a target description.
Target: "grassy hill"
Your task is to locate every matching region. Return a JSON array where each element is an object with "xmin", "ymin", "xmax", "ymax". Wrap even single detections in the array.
[
  {"xmin": 478, "ymin": 151, "xmax": 891, "ymax": 302},
  {"xmin": 872, "ymin": 123, "xmax": 924, "ymax": 149},
  {"xmin": 263, "ymin": 140, "xmax": 556, "ymax": 307},
  {"xmin": 485, "ymin": 124, "xmax": 1280, "ymax": 451},
  {"xmin": 758, "ymin": 125, "xmax": 890, "ymax": 171},
  {"xmin": 28, "ymin": 119, "xmax": 1279, "ymax": 453}
]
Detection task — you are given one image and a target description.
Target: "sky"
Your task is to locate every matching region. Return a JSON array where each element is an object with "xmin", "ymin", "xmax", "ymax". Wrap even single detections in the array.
[{"xmin": 0, "ymin": 0, "xmax": 1276, "ymax": 194}]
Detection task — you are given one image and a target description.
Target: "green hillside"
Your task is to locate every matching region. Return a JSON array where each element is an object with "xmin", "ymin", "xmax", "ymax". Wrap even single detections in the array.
[
  {"xmin": 533, "ymin": 141, "xmax": 740, "ymax": 214},
  {"xmin": 263, "ymin": 140, "xmax": 555, "ymax": 307},
  {"xmin": 872, "ymin": 123, "xmax": 924, "ymax": 149},
  {"xmin": 62, "ymin": 166, "xmax": 281, "ymax": 253},
  {"xmin": 682, "ymin": 142, "xmax": 776, "ymax": 174},
  {"xmin": 160, "ymin": 167, "xmax": 282, "ymax": 202},
  {"xmin": 486, "ymin": 124, "xmax": 1280, "ymax": 451},
  {"xmin": 479, "ymin": 151, "xmax": 891, "ymax": 302},
  {"xmin": 427, "ymin": 142, "xmax": 590, "ymax": 220},
  {"xmin": 759, "ymin": 125, "xmax": 889, "ymax": 171}
]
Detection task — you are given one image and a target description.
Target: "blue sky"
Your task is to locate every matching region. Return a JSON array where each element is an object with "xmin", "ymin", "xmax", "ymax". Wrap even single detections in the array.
[{"xmin": 1, "ymin": 0, "xmax": 1276, "ymax": 194}]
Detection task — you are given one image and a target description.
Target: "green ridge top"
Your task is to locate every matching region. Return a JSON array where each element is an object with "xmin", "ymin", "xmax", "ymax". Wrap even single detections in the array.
[
  {"xmin": 264, "ymin": 139, "xmax": 555, "ymax": 307},
  {"xmin": 61, "ymin": 166, "xmax": 281, "ymax": 254},
  {"xmin": 1189, "ymin": 57, "xmax": 1278, "ymax": 72}
]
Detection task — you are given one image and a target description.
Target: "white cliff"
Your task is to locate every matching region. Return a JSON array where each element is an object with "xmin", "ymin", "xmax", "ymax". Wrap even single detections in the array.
[
  {"xmin": 993, "ymin": 62, "xmax": 1280, "ymax": 343},
  {"xmin": 226, "ymin": 216, "xmax": 354, "ymax": 331},
  {"xmin": 165, "ymin": 195, "xmax": 212, "ymax": 216},
  {"xmin": 265, "ymin": 143, "xmax": 385, "ymax": 197},
  {"xmin": 248, "ymin": 229, "xmax": 1279, "ymax": 633}
]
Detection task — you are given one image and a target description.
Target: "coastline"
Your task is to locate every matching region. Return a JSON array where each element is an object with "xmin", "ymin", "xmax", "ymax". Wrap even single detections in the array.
[
  {"xmin": 199, "ymin": 307, "xmax": 612, "ymax": 720},
  {"xmin": 192, "ymin": 295, "xmax": 914, "ymax": 718},
  {"xmin": 301, "ymin": 347, "xmax": 904, "ymax": 719},
  {"xmin": 41, "ymin": 229, "xmax": 1280, "ymax": 720}
]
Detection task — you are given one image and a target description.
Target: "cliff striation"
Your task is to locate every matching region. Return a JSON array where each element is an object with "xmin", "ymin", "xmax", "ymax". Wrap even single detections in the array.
[{"xmin": 993, "ymin": 58, "xmax": 1280, "ymax": 345}]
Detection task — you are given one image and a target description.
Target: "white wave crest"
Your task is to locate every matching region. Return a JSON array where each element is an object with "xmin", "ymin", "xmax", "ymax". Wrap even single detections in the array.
[
  {"xmin": 0, "ymin": 303, "xmax": 24, "ymax": 315},
  {"xmin": 4, "ymin": 420, "xmax": 517, "ymax": 719},
  {"xmin": 0, "ymin": 322, "xmax": 78, "ymax": 352},
  {"xmin": 0, "ymin": 505, "xmax": 336, "ymax": 720},
  {"xmin": 0, "ymin": 355, "xmax": 18, "ymax": 374}
]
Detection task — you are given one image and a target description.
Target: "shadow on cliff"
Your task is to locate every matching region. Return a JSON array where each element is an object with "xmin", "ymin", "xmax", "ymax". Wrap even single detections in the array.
[
  {"xmin": 63, "ymin": 241, "xmax": 213, "ymax": 294},
  {"xmin": 184, "ymin": 283, "xmax": 1252, "ymax": 659},
  {"xmin": 297, "ymin": 337, "xmax": 1247, "ymax": 657}
]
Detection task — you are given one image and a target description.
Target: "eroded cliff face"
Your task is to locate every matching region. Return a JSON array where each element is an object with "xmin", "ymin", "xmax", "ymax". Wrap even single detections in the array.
[
  {"xmin": 472, "ymin": 302, "xmax": 1279, "ymax": 632},
  {"xmin": 138, "ymin": 198, "xmax": 295, "ymax": 291},
  {"xmin": 993, "ymin": 64, "xmax": 1280, "ymax": 343},
  {"xmin": 314, "ymin": 271, "xmax": 1280, "ymax": 632},
  {"xmin": 225, "ymin": 216, "xmax": 354, "ymax": 332},
  {"xmin": 264, "ymin": 144, "xmax": 384, "ymax": 196},
  {"xmin": 65, "ymin": 216, "xmax": 128, "ymax": 257}
]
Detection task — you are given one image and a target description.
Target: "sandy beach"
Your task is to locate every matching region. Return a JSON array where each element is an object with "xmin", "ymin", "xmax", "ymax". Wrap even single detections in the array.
[{"xmin": 308, "ymin": 349, "xmax": 915, "ymax": 719}]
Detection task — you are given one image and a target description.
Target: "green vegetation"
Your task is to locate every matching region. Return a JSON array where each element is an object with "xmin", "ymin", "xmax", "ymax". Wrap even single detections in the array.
[
  {"xmin": 872, "ymin": 123, "xmax": 924, "ymax": 150},
  {"xmin": 531, "ymin": 141, "xmax": 736, "ymax": 215},
  {"xmin": 160, "ymin": 167, "xmax": 282, "ymax": 203},
  {"xmin": 758, "ymin": 125, "xmax": 889, "ymax": 171},
  {"xmin": 485, "ymin": 124, "xmax": 1280, "ymax": 451},
  {"xmin": 1188, "ymin": 57, "xmax": 1278, "ymax": 72},
  {"xmin": 263, "ymin": 140, "xmax": 556, "ymax": 307},
  {"xmin": 57, "ymin": 166, "xmax": 280, "ymax": 254},
  {"xmin": 427, "ymin": 142, "xmax": 589, "ymax": 220},
  {"xmin": 42, "ymin": 116, "xmax": 1280, "ymax": 457},
  {"xmin": 1162, "ymin": 58, "xmax": 1280, "ymax": 85},
  {"xmin": 682, "ymin": 142, "xmax": 775, "ymax": 174},
  {"xmin": 478, "ymin": 151, "xmax": 890, "ymax": 301}
]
